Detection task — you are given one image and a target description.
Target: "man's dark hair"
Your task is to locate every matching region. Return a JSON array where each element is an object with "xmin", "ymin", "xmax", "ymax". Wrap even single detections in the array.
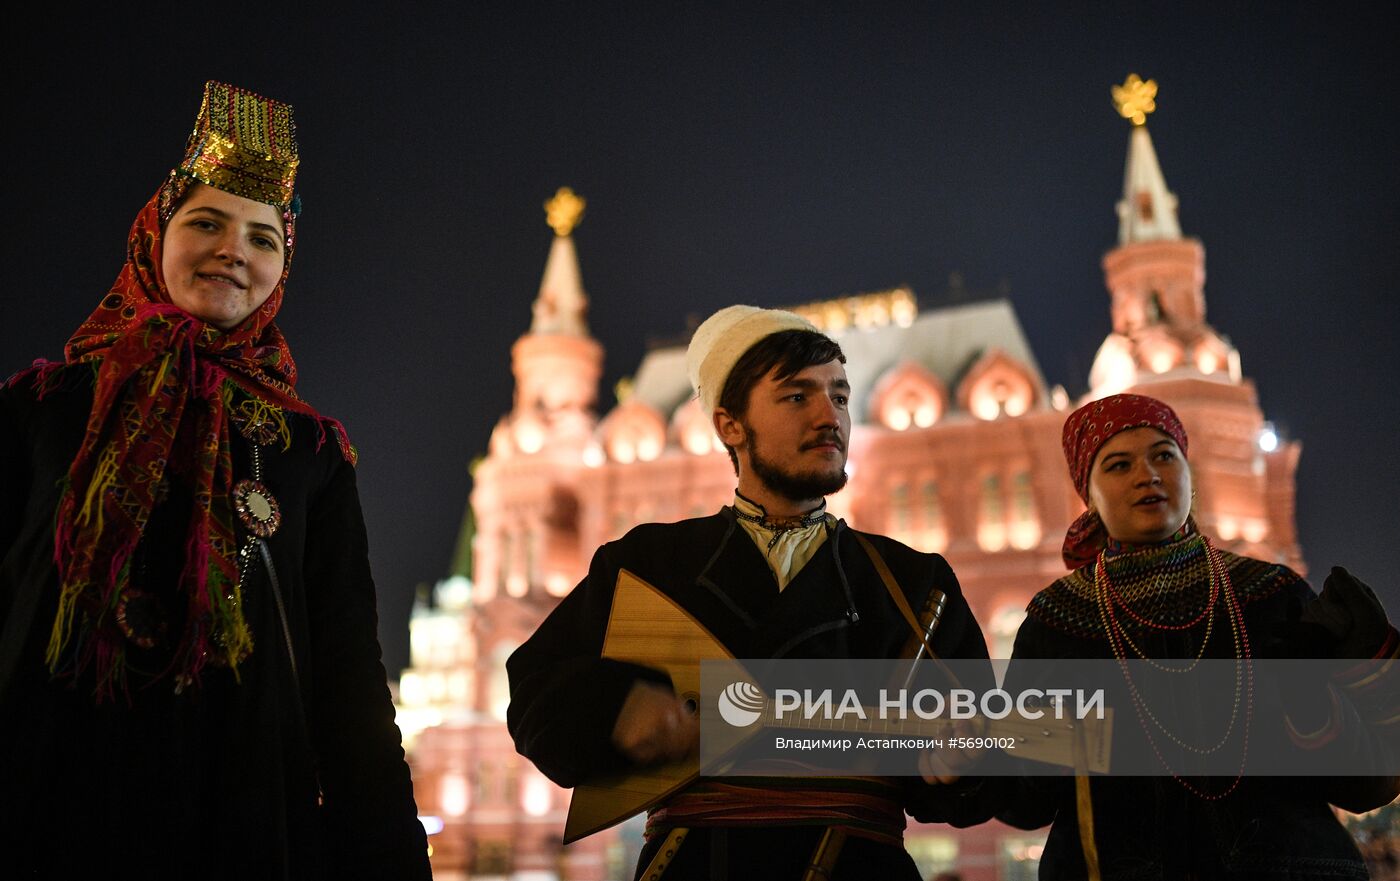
[{"xmin": 716, "ymin": 329, "xmax": 846, "ymax": 474}]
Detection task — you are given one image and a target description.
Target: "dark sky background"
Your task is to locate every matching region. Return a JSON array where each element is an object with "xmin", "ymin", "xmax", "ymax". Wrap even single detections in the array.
[{"xmin": 4, "ymin": 5, "xmax": 1396, "ymax": 674}]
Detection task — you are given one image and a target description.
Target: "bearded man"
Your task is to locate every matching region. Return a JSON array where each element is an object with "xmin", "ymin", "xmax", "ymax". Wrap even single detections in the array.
[{"xmin": 507, "ymin": 305, "xmax": 991, "ymax": 880}]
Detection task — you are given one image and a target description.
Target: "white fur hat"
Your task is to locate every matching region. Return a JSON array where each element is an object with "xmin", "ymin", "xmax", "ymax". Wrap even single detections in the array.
[{"xmin": 685, "ymin": 305, "xmax": 818, "ymax": 415}]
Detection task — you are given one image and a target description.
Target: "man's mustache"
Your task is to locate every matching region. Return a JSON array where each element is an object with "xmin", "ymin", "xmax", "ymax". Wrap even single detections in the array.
[{"xmin": 801, "ymin": 432, "xmax": 846, "ymax": 451}]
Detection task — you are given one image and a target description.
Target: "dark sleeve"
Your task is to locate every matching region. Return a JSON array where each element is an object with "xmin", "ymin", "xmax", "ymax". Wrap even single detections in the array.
[
  {"xmin": 1268, "ymin": 575, "xmax": 1400, "ymax": 812},
  {"xmin": 0, "ymin": 386, "xmax": 25, "ymax": 563},
  {"xmin": 904, "ymin": 555, "xmax": 1003, "ymax": 827},
  {"xmin": 303, "ymin": 457, "xmax": 430, "ymax": 878},
  {"xmin": 0, "ymin": 384, "xmax": 34, "ymax": 692},
  {"xmin": 915, "ymin": 611, "xmax": 1070, "ymax": 831},
  {"xmin": 1324, "ymin": 641, "xmax": 1400, "ymax": 812},
  {"xmin": 506, "ymin": 542, "xmax": 671, "ymax": 787},
  {"xmin": 983, "ymin": 614, "xmax": 1073, "ymax": 830},
  {"xmin": 929, "ymin": 554, "xmax": 992, "ymax": 666}
]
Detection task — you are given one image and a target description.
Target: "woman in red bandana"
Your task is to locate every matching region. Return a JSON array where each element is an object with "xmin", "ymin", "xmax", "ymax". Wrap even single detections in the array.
[
  {"xmin": 994, "ymin": 393, "xmax": 1398, "ymax": 880},
  {"xmin": 0, "ymin": 83, "xmax": 430, "ymax": 879}
]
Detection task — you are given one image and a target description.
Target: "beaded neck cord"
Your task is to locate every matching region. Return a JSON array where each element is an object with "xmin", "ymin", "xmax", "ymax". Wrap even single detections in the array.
[
  {"xmin": 1103, "ymin": 520, "xmax": 1196, "ymax": 558},
  {"xmin": 731, "ymin": 492, "xmax": 830, "ymax": 549}
]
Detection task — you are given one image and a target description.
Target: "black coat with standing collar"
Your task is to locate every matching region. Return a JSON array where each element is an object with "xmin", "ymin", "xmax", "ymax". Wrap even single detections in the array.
[{"xmin": 506, "ymin": 506, "xmax": 995, "ymax": 869}]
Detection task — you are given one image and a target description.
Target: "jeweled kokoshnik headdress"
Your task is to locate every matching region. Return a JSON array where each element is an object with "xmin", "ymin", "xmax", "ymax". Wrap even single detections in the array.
[{"xmin": 173, "ymin": 80, "xmax": 299, "ymax": 210}]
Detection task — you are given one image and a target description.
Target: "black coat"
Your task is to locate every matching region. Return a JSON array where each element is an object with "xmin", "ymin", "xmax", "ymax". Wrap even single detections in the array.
[
  {"xmin": 507, "ymin": 509, "xmax": 993, "ymax": 880},
  {"xmin": 0, "ymin": 367, "xmax": 429, "ymax": 880}
]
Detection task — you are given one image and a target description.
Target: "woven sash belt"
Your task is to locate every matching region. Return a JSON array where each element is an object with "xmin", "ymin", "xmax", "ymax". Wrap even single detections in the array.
[{"xmin": 644, "ymin": 777, "xmax": 906, "ymax": 848}]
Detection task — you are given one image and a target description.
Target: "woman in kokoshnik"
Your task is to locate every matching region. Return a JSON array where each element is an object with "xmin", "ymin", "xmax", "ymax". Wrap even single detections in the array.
[
  {"xmin": 995, "ymin": 393, "xmax": 1399, "ymax": 880},
  {"xmin": 0, "ymin": 82, "xmax": 430, "ymax": 879}
]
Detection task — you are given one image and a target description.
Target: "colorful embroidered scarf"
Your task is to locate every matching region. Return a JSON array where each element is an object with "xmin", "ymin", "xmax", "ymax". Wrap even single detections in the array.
[
  {"xmin": 1060, "ymin": 393, "xmax": 1189, "ymax": 569},
  {"xmin": 24, "ymin": 176, "xmax": 353, "ymax": 699}
]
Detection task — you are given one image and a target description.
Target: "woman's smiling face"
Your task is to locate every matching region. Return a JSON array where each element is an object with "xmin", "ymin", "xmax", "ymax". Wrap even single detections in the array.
[
  {"xmin": 1087, "ymin": 426, "xmax": 1192, "ymax": 544},
  {"xmin": 161, "ymin": 184, "xmax": 285, "ymax": 330}
]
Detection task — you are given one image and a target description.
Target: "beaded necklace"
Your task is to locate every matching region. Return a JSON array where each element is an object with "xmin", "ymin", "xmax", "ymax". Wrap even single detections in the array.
[
  {"xmin": 731, "ymin": 493, "xmax": 828, "ymax": 551},
  {"xmin": 1095, "ymin": 534, "xmax": 1254, "ymax": 800}
]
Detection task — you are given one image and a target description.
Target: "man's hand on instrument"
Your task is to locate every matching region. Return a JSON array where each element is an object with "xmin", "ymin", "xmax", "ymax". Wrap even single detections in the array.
[
  {"xmin": 611, "ymin": 680, "xmax": 700, "ymax": 765},
  {"xmin": 918, "ymin": 717, "xmax": 983, "ymax": 785},
  {"xmin": 918, "ymin": 749, "xmax": 961, "ymax": 785}
]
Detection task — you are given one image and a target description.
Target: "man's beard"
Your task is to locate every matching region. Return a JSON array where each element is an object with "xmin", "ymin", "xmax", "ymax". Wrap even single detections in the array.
[{"xmin": 745, "ymin": 424, "xmax": 848, "ymax": 502}]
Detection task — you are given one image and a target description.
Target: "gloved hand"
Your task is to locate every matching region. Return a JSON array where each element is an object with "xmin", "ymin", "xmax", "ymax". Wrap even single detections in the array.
[{"xmin": 1300, "ymin": 567, "xmax": 1393, "ymax": 660}]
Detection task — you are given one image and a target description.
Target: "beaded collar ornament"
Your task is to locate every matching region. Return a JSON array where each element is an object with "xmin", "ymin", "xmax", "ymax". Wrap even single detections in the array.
[{"xmin": 731, "ymin": 493, "xmax": 829, "ymax": 550}]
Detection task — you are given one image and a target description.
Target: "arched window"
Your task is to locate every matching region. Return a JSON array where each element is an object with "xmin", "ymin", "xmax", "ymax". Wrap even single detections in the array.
[
  {"xmin": 671, "ymin": 396, "xmax": 723, "ymax": 456},
  {"xmin": 503, "ymin": 531, "xmax": 527, "ymax": 597},
  {"xmin": 441, "ymin": 771, "xmax": 469, "ymax": 817},
  {"xmin": 1136, "ymin": 326, "xmax": 1183, "ymax": 375},
  {"xmin": 870, "ymin": 361, "xmax": 947, "ymax": 431},
  {"xmin": 1009, "ymin": 472, "xmax": 1041, "ymax": 550},
  {"xmin": 957, "ymin": 350, "xmax": 1038, "ymax": 420},
  {"xmin": 521, "ymin": 772, "xmax": 554, "ymax": 818},
  {"xmin": 612, "ymin": 509, "xmax": 633, "ymax": 541},
  {"xmin": 978, "ymin": 474, "xmax": 1007, "ymax": 551},
  {"xmin": 599, "ymin": 399, "xmax": 667, "ymax": 463},
  {"xmin": 891, "ymin": 483, "xmax": 911, "ymax": 536},
  {"xmin": 488, "ymin": 641, "xmax": 519, "ymax": 722},
  {"xmin": 920, "ymin": 480, "xmax": 947, "ymax": 553}
]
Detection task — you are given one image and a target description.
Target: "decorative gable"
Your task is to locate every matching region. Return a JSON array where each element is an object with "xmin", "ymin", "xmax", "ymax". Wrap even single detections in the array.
[
  {"xmin": 869, "ymin": 360, "xmax": 948, "ymax": 430},
  {"xmin": 957, "ymin": 349, "xmax": 1038, "ymax": 420}
]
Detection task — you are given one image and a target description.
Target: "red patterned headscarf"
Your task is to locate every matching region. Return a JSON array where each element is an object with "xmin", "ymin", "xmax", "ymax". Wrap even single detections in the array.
[
  {"xmin": 1060, "ymin": 393, "xmax": 1189, "ymax": 570},
  {"xmin": 23, "ymin": 174, "xmax": 353, "ymax": 699}
]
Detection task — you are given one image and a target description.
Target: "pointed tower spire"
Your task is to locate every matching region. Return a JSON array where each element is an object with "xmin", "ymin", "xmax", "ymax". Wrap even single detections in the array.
[
  {"xmin": 1113, "ymin": 75, "xmax": 1182, "ymax": 245},
  {"xmin": 1091, "ymin": 76, "xmax": 1236, "ymax": 395},
  {"xmin": 508, "ymin": 187, "xmax": 604, "ymax": 437},
  {"xmin": 531, "ymin": 187, "xmax": 590, "ymax": 336}
]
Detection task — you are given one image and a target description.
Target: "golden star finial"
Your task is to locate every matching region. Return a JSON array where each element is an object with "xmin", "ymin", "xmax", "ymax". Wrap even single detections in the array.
[
  {"xmin": 1112, "ymin": 74, "xmax": 1158, "ymax": 126},
  {"xmin": 545, "ymin": 187, "xmax": 586, "ymax": 237}
]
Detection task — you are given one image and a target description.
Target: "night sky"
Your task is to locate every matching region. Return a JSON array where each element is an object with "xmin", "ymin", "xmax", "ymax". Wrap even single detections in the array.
[{"xmin": 4, "ymin": 5, "xmax": 1396, "ymax": 674}]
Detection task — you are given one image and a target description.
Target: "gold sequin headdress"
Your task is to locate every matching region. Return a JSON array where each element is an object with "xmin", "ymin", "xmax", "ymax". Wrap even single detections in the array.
[{"xmin": 173, "ymin": 80, "xmax": 299, "ymax": 210}]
